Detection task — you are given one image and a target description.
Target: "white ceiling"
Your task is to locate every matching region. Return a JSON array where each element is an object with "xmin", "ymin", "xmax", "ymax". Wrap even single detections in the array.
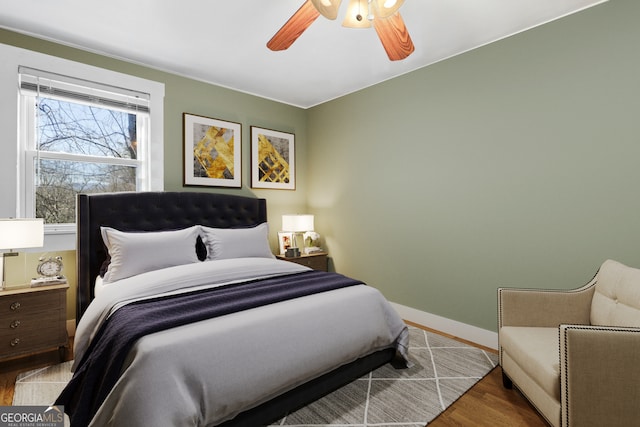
[{"xmin": 0, "ymin": 0, "xmax": 605, "ymax": 108}]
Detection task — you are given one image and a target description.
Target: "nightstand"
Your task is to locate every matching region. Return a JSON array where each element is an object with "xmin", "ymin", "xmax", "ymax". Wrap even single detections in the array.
[
  {"xmin": 0, "ymin": 283, "xmax": 69, "ymax": 362},
  {"xmin": 276, "ymin": 252, "xmax": 328, "ymax": 272}
]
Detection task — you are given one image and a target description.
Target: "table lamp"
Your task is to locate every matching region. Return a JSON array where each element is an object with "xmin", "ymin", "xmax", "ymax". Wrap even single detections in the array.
[
  {"xmin": 0, "ymin": 218, "xmax": 44, "ymax": 289},
  {"xmin": 282, "ymin": 214, "xmax": 314, "ymax": 257}
]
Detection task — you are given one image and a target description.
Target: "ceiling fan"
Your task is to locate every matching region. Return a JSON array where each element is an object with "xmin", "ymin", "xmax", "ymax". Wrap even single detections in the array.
[{"xmin": 267, "ymin": 0, "xmax": 415, "ymax": 61}]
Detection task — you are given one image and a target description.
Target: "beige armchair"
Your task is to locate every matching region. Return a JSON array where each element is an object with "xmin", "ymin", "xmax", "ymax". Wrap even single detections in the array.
[{"xmin": 498, "ymin": 259, "xmax": 640, "ymax": 427}]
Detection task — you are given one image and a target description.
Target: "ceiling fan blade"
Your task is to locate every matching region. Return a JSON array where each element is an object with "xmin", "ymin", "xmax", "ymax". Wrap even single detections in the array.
[
  {"xmin": 373, "ymin": 12, "xmax": 415, "ymax": 61},
  {"xmin": 267, "ymin": 1, "xmax": 321, "ymax": 51}
]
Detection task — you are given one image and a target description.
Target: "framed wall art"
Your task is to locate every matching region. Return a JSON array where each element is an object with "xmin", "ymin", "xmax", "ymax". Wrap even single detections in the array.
[
  {"xmin": 183, "ymin": 113, "xmax": 241, "ymax": 188},
  {"xmin": 251, "ymin": 126, "xmax": 295, "ymax": 190}
]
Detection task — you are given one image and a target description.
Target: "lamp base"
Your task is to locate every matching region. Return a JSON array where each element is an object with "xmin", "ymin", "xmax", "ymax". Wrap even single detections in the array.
[
  {"xmin": 0, "ymin": 252, "xmax": 19, "ymax": 290},
  {"xmin": 285, "ymin": 247, "xmax": 301, "ymax": 258}
]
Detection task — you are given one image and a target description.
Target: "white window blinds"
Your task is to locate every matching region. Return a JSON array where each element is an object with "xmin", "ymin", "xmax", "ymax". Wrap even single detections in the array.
[{"xmin": 18, "ymin": 66, "xmax": 150, "ymax": 113}]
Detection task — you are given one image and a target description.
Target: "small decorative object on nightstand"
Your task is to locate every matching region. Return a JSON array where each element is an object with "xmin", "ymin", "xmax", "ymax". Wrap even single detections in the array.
[
  {"xmin": 302, "ymin": 231, "xmax": 322, "ymax": 254},
  {"xmin": 276, "ymin": 252, "xmax": 328, "ymax": 272},
  {"xmin": 0, "ymin": 283, "xmax": 69, "ymax": 362},
  {"xmin": 31, "ymin": 256, "xmax": 68, "ymax": 287}
]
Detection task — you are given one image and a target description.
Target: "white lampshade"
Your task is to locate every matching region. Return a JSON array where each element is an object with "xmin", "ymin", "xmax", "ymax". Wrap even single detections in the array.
[
  {"xmin": 282, "ymin": 214, "xmax": 314, "ymax": 233},
  {"xmin": 0, "ymin": 218, "xmax": 44, "ymax": 251}
]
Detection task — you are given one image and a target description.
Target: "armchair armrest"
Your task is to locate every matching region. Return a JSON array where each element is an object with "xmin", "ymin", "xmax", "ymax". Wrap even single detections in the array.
[
  {"xmin": 498, "ymin": 280, "xmax": 595, "ymax": 328},
  {"xmin": 560, "ymin": 325, "xmax": 640, "ymax": 427}
]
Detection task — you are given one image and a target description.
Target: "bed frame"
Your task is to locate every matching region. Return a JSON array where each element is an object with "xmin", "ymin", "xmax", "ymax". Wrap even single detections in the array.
[{"xmin": 76, "ymin": 191, "xmax": 395, "ymax": 426}]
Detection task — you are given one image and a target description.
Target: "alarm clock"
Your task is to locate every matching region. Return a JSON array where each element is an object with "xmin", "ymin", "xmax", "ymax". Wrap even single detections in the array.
[{"xmin": 37, "ymin": 256, "xmax": 64, "ymax": 278}]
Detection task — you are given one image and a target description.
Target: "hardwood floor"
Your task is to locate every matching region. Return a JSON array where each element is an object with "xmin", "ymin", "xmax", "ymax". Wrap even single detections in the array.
[
  {"xmin": 430, "ymin": 366, "xmax": 549, "ymax": 426},
  {"xmin": 0, "ymin": 328, "xmax": 549, "ymax": 427},
  {"xmin": 0, "ymin": 342, "xmax": 74, "ymax": 406}
]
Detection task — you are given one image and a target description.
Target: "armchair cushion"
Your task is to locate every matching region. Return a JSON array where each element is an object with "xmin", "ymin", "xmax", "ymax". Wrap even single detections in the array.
[
  {"xmin": 591, "ymin": 259, "xmax": 640, "ymax": 327},
  {"xmin": 499, "ymin": 326, "xmax": 560, "ymax": 401}
]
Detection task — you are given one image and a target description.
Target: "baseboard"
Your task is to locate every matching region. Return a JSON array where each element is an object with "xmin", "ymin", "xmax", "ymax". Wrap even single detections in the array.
[{"xmin": 390, "ymin": 302, "xmax": 498, "ymax": 350}]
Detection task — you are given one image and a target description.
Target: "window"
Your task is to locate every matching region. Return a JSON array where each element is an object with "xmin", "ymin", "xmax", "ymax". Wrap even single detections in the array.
[
  {"xmin": 18, "ymin": 67, "xmax": 153, "ymax": 232},
  {"xmin": 1, "ymin": 43, "xmax": 163, "ymax": 250}
]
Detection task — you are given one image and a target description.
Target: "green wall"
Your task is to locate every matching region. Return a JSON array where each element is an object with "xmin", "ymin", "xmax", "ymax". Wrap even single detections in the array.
[{"xmin": 307, "ymin": 0, "xmax": 640, "ymax": 331}]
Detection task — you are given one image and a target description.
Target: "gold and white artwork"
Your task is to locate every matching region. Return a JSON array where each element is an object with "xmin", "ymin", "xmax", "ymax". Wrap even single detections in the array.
[
  {"xmin": 184, "ymin": 113, "xmax": 241, "ymax": 188},
  {"xmin": 193, "ymin": 124, "xmax": 235, "ymax": 180},
  {"xmin": 251, "ymin": 126, "xmax": 295, "ymax": 190}
]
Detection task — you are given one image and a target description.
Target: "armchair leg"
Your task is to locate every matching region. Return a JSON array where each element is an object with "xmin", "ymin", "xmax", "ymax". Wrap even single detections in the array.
[{"xmin": 502, "ymin": 371, "xmax": 513, "ymax": 389}]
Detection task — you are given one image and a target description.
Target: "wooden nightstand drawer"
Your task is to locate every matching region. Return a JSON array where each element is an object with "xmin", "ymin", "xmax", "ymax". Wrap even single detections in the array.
[
  {"xmin": 0, "ymin": 284, "xmax": 68, "ymax": 361},
  {"xmin": 0, "ymin": 289, "xmax": 62, "ymax": 315},
  {"xmin": 276, "ymin": 253, "xmax": 328, "ymax": 271},
  {"xmin": 0, "ymin": 320, "xmax": 66, "ymax": 358},
  {"xmin": 0, "ymin": 307, "xmax": 63, "ymax": 335}
]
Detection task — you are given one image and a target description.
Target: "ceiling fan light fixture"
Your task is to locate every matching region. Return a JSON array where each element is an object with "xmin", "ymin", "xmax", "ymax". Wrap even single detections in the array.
[
  {"xmin": 310, "ymin": 0, "xmax": 342, "ymax": 20},
  {"xmin": 374, "ymin": 0, "xmax": 404, "ymax": 18},
  {"xmin": 269, "ymin": 0, "xmax": 414, "ymax": 61},
  {"xmin": 342, "ymin": 0, "xmax": 371, "ymax": 28}
]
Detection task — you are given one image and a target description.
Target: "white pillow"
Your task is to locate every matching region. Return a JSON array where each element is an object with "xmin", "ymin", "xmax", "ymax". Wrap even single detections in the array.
[
  {"xmin": 101, "ymin": 226, "xmax": 201, "ymax": 283},
  {"xmin": 200, "ymin": 223, "xmax": 275, "ymax": 261}
]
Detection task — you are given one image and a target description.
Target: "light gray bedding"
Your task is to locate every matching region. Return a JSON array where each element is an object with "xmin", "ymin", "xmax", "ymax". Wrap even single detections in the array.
[{"xmin": 75, "ymin": 258, "xmax": 409, "ymax": 426}]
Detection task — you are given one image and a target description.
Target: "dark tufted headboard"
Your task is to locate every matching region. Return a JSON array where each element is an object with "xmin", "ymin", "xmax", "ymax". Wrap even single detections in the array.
[{"xmin": 76, "ymin": 191, "xmax": 267, "ymax": 322}]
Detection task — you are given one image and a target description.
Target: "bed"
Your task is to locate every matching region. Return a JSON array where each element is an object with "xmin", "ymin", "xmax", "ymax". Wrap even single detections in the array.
[{"xmin": 59, "ymin": 191, "xmax": 409, "ymax": 426}]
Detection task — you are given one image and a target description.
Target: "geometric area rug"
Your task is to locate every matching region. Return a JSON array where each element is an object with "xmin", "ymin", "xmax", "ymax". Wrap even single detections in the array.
[
  {"xmin": 12, "ymin": 326, "xmax": 498, "ymax": 427},
  {"xmin": 268, "ymin": 326, "xmax": 499, "ymax": 426}
]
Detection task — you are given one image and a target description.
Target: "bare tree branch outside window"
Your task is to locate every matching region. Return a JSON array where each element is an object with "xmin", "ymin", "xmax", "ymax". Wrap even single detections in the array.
[{"xmin": 35, "ymin": 98, "xmax": 138, "ymax": 224}]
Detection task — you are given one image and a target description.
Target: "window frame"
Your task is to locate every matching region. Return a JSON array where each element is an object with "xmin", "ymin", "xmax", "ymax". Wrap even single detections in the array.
[{"xmin": 0, "ymin": 43, "xmax": 164, "ymax": 251}]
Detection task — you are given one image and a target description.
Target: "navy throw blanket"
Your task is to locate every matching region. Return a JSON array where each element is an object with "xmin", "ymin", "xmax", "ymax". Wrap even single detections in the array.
[{"xmin": 56, "ymin": 270, "xmax": 361, "ymax": 427}]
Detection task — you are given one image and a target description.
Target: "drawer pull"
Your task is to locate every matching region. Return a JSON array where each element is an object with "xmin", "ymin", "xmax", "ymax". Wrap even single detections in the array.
[
  {"xmin": 10, "ymin": 338, "xmax": 20, "ymax": 347},
  {"xmin": 10, "ymin": 302, "xmax": 21, "ymax": 311},
  {"xmin": 10, "ymin": 320, "xmax": 20, "ymax": 329}
]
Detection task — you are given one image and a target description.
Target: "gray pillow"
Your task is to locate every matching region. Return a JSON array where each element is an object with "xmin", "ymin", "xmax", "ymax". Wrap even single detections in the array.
[
  {"xmin": 101, "ymin": 226, "xmax": 201, "ymax": 283},
  {"xmin": 200, "ymin": 223, "xmax": 274, "ymax": 261}
]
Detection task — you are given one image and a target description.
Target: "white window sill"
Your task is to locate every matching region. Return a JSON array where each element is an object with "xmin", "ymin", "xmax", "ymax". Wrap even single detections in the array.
[{"xmin": 44, "ymin": 224, "xmax": 76, "ymax": 251}]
